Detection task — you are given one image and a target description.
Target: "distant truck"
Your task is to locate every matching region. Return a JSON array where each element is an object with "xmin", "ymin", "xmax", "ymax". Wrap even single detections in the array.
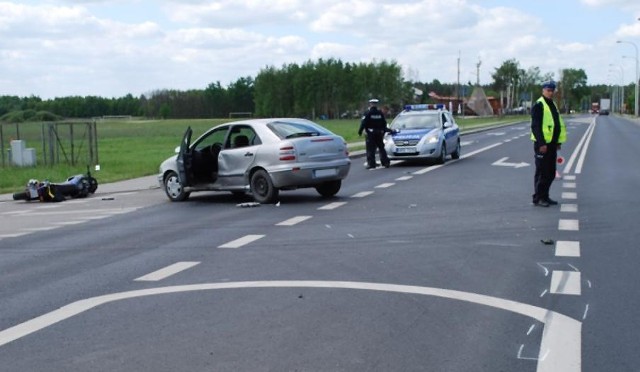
[
  {"xmin": 591, "ymin": 102, "xmax": 599, "ymax": 114},
  {"xmin": 599, "ymin": 98, "xmax": 611, "ymax": 115}
]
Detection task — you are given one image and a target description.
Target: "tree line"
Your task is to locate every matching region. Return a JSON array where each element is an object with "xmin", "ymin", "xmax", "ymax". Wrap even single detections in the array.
[{"xmin": 0, "ymin": 58, "xmax": 636, "ymax": 122}]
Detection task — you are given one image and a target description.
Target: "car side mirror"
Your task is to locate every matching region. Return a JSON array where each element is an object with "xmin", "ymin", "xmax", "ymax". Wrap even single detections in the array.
[{"xmin": 174, "ymin": 146, "xmax": 180, "ymax": 153}]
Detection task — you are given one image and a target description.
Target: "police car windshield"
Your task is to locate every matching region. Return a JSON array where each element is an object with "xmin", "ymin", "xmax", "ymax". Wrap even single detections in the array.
[{"xmin": 391, "ymin": 114, "xmax": 439, "ymax": 130}]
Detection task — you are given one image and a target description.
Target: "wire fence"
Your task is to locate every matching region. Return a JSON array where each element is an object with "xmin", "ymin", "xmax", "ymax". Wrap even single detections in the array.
[{"xmin": 0, "ymin": 120, "xmax": 98, "ymax": 168}]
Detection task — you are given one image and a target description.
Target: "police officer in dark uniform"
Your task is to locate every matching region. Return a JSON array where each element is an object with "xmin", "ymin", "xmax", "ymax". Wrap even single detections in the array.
[
  {"xmin": 358, "ymin": 98, "xmax": 392, "ymax": 169},
  {"xmin": 530, "ymin": 80, "xmax": 566, "ymax": 207}
]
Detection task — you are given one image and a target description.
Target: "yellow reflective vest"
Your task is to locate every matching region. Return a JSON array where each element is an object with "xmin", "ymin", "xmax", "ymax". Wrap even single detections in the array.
[{"xmin": 530, "ymin": 96, "xmax": 566, "ymax": 144}]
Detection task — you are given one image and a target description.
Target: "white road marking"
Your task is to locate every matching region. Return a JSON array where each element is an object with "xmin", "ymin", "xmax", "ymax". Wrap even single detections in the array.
[
  {"xmin": 318, "ymin": 202, "xmax": 346, "ymax": 210},
  {"xmin": 351, "ymin": 191, "xmax": 373, "ymax": 198},
  {"xmin": 559, "ymin": 219, "xmax": 579, "ymax": 231},
  {"xmin": 413, "ymin": 165, "xmax": 443, "ymax": 175},
  {"xmin": 395, "ymin": 176, "xmax": 413, "ymax": 181},
  {"xmin": 276, "ymin": 215, "xmax": 312, "ymax": 226},
  {"xmin": 563, "ymin": 175, "xmax": 576, "ymax": 181},
  {"xmin": 562, "ymin": 192, "xmax": 577, "ymax": 200},
  {"xmin": 0, "ymin": 233, "xmax": 29, "ymax": 239},
  {"xmin": 555, "ymin": 241, "xmax": 580, "ymax": 257},
  {"xmin": 134, "ymin": 262, "xmax": 200, "ymax": 282},
  {"xmin": 375, "ymin": 182, "xmax": 395, "ymax": 188},
  {"xmin": 460, "ymin": 142, "xmax": 502, "ymax": 159},
  {"xmin": 550, "ymin": 271, "xmax": 581, "ymax": 295},
  {"xmin": 563, "ymin": 182, "xmax": 576, "ymax": 188},
  {"xmin": 218, "ymin": 234, "xmax": 265, "ymax": 249},
  {"xmin": 0, "ymin": 280, "xmax": 581, "ymax": 371},
  {"xmin": 52, "ymin": 221, "xmax": 87, "ymax": 226},
  {"xmin": 22, "ymin": 227, "xmax": 58, "ymax": 232},
  {"xmin": 561, "ymin": 204, "xmax": 578, "ymax": 213}
]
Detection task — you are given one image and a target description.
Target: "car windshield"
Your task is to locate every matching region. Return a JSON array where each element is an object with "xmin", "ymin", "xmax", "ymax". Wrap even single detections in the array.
[
  {"xmin": 268, "ymin": 121, "xmax": 332, "ymax": 139},
  {"xmin": 391, "ymin": 113, "xmax": 439, "ymax": 130}
]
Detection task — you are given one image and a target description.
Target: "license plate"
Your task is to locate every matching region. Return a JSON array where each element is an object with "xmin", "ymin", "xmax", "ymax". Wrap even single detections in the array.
[
  {"xmin": 314, "ymin": 168, "xmax": 337, "ymax": 178},
  {"xmin": 396, "ymin": 147, "xmax": 416, "ymax": 154}
]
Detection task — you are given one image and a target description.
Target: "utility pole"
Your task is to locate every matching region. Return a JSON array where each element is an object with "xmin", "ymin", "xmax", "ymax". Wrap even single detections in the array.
[{"xmin": 476, "ymin": 58, "xmax": 481, "ymax": 86}]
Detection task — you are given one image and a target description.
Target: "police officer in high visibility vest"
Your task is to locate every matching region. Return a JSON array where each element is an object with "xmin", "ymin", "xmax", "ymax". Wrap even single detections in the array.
[
  {"xmin": 530, "ymin": 81, "xmax": 566, "ymax": 207},
  {"xmin": 358, "ymin": 98, "xmax": 392, "ymax": 169}
]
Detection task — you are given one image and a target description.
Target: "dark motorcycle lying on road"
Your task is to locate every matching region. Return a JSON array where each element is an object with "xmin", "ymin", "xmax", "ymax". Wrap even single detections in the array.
[{"xmin": 12, "ymin": 167, "xmax": 98, "ymax": 202}]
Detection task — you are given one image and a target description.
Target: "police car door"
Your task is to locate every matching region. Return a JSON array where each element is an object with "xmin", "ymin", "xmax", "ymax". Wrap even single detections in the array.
[{"xmin": 442, "ymin": 112, "xmax": 457, "ymax": 152}]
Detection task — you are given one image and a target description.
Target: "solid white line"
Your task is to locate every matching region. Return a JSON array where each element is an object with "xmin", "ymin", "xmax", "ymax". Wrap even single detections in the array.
[
  {"xmin": 52, "ymin": 221, "xmax": 86, "ymax": 225},
  {"xmin": 351, "ymin": 191, "xmax": 374, "ymax": 198},
  {"xmin": 218, "ymin": 234, "xmax": 265, "ymax": 249},
  {"xmin": 560, "ymin": 204, "xmax": 578, "ymax": 213},
  {"xmin": 555, "ymin": 241, "xmax": 580, "ymax": 257},
  {"xmin": 375, "ymin": 182, "xmax": 395, "ymax": 189},
  {"xmin": 562, "ymin": 192, "xmax": 577, "ymax": 200},
  {"xmin": 0, "ymin": 280, "xmax": 581, "ymax": 371},
  {"xmin": 550, "ymin": 271, "xmax": 581, "ymax": 295},
  {"xmin": 276, "ymin": 215, "xmax": 312, "ymax": 226},
  {"xmin": 563, "ymin": 118, "xmax": 595, "ymax": 175},
  {"xmin": 574, "ymin": 119, "xmax": 597, "ymax": 174},
  {"xmin": 318, "ymin": 202, "xmax": 346, "ymax": 210},
  {"xmin": 413, "ymin": 165, "xmax": 443, "ymax": 174},
  {"xmin": 134, "ymin": 262, "xmax": 200, "ymax": 282},
  {"xmin": 559, "ymin": 219, "xmax": 579, "ymax": 231}
]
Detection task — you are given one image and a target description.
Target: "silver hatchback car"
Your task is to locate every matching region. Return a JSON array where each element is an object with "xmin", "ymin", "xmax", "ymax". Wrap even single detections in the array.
[
  {"xmin": 384, "ymin": 104, "xmax": 461, "ymax": 164},
  {"xmin": 158, "ymin": 118, "xmax": 351, "ymax": 203}
]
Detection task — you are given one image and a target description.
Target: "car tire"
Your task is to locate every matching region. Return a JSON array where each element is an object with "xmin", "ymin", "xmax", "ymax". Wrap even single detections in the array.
[
  {"xmin": 164, "ymin": 171, "xmax": 190, "ymax": 202},
  {"xmin": 250, "ymin": 169, "xmax": 279, "ymax": 204},
  {"xmin": 315, "ymin": 180, "xmax": 341, "ymax": 198},
  {"xmin": 451, "ymin": 140, "xmax": 461, "ymax": 159},
  {"xmin": 437, "ymin": 143, "xmax": 447, "ymax": 164}
]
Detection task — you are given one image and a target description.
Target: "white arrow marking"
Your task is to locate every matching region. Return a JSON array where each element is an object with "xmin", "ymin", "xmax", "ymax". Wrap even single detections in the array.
[{"xmin": 492, "ymin": 157, "xmax": 530, "ymax": 168}]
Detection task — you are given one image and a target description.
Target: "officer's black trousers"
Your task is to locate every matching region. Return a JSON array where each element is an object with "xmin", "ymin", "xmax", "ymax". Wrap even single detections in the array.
[
  {"xmin": 365, "ymin": 131, "xmax": 389, "ymax": 168},
  {"xmin": 533, "ymin": 143, "xmax": 557, "ymax": 202}
]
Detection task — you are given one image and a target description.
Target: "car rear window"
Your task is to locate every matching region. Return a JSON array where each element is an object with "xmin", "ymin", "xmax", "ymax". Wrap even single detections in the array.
[
  {"xmin": 391, "ymin": 113, "xmax": 439, "ymax": 130},
  {"xmin": 268, "ymin": 121, "xmax": 332, "ymax": 139}
]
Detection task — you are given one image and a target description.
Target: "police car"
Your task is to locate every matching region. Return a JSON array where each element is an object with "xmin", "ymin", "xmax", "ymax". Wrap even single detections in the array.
[{"xmin": 384, "ymin": 104, "xmax": 460, "ymax": 164}]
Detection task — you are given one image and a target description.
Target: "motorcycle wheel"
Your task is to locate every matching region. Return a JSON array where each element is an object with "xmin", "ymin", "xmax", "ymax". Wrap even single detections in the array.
[{"xmin": 12, "ymin": 191, "xmax": 29, "ymax": 201}]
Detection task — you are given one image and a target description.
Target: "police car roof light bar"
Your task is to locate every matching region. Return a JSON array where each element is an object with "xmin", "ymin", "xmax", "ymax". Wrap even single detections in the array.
[{"xmin": 404, "ymin": 103, "xmax": 445, "ymax": 111}]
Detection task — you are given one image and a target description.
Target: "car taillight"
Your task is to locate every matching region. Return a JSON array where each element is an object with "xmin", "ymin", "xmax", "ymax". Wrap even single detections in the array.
[{"xmin": 279, "ymin": 145, "xmax": 296, "ymax": 161}]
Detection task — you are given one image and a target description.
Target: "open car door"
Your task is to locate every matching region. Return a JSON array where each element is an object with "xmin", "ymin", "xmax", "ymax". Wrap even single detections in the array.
[{"xmin": 176, "ymin": 126, "xmax": 193, "ymax": 186}]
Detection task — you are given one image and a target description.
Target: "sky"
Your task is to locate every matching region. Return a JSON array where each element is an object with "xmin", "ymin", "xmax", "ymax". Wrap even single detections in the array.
[{"xmin": 1, "ymin": 0, "xmax": 640, "ymax": 99}]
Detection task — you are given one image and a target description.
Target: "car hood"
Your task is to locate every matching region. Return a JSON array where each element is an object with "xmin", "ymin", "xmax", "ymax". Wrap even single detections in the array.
[
  {"xmin": 391, "ymin": 128, "xmax": 437, "ymax": 140},
  {"xmin": 160, "ymin": 154, "xmax": 178, "ymax": 171}
]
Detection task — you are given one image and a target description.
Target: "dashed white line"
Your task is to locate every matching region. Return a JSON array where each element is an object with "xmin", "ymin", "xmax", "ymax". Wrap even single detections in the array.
[
  {"xmin": 375, "ymin": 182, "xmax": 395, "ymax": 189},
  {"xmin": 318, "ymin": 202, "xmax": 347, "ymax": 210},
  {"xmin": 134, "ymin": 261, "xmax": 200, "ymax": 281},
  {"xmin": 351, "ymin": 191, "xmax": 374, "ymax": 198},
  {"xmin": 550, "ymin": 270, "xmax": 581, "ymax": 295},
  {"xmin": 276, "ymin": 215, "xmax": 312, "ymax": 226},
  {"xmin": 561, "ymin": 204, "xmax": 578, "ymax": 213},
  {"xmin": 562, "ymin": 192, "xmax": 578, "ymax": 200},
  {"xmin": 395, "ymin": 176, "xmax": 413, "ymax": 181},
  {"xmin": 563, "ymin": 182, "xmax": 576, "ymax": 189},
  {"xmin": 555, "ymin": 241, "xmax": 580, "ymax": 257},
  {"xmin": 559, "ymin": 219, "xmax": 579, "ymax": 231},
  {"xmin": 218, "ymin": 234, "xmax": 265, "ymax": 249}
]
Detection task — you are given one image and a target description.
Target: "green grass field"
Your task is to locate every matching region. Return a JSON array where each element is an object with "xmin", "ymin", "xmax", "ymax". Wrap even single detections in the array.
[{"xmin": 0, "ymin": 115, "xmax": 523, "ymax": 194}]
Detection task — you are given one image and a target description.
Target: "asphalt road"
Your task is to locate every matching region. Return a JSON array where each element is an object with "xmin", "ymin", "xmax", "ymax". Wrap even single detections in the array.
[{"xmin": 1, "ymin": 114, "xmax": 639, "ymax": 371}]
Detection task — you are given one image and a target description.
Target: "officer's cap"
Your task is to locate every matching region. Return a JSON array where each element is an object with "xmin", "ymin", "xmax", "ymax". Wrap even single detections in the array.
[
  {"xmin": 368, "ymin": 98, "xmax": 379, "ymax": 104},
  {"xmin": 542, "ymin": 81, "xmax": 556, "ymax": 91}
]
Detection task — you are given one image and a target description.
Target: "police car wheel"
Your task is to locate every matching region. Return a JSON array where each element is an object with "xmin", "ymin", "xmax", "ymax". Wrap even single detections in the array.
[
  {"xmin": 451, "ymin": 140, "xmax": 460, "ymax": 159},
  {"xmin": 437, "ymin": 143, "xmax": 447, "ymax": 164}
]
